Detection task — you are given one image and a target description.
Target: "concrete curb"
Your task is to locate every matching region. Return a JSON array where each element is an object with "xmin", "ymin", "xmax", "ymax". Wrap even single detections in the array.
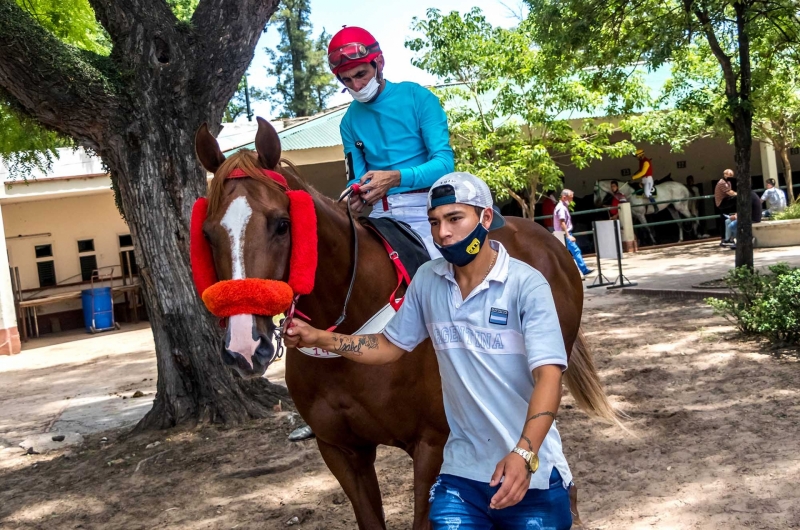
[{"xmin": 619, "ymin": 288, "xmax": 731, "ymax": 300}]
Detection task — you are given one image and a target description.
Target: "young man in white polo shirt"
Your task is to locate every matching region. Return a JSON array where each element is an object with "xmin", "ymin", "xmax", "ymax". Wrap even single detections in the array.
[{"xmin": 284, "ymin": 172, "xmax": 573, "ymax": 529}]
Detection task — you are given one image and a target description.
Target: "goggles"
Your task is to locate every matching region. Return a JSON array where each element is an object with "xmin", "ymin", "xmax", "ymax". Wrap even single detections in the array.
[{"xmin": 328, "ymin": 41, "xmax": 381, "ymax": 70}]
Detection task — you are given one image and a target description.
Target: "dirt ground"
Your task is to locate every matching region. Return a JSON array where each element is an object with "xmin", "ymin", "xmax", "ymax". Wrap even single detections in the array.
[{"xmin": 1, "ymin": 293, "xmax": 799, "ymax": 530}]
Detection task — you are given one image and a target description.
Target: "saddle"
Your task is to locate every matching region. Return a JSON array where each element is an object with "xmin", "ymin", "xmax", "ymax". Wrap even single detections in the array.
[{"xmin": 360, "ymin": 217, "xmax": 431, "ymax": 310}]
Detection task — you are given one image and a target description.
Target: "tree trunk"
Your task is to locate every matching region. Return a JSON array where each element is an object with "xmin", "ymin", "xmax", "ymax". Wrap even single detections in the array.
[
  {"xmin": 778, "ymin": 147, "xmax": 795, "ymax": 203},
  {"xmin": 0, "ymin": 0, "xmax": 290, "ymax": 430},
  {"xmin": 102, "ymin": 120, "xmax": 290, "ymax": 430},
  {"xmin": 733, "ymin": 3, "xmax": 754, "ymax": 269},
  {"xmin": 507, "ymin": 188, "xmax": 530, "ymax": 218}
]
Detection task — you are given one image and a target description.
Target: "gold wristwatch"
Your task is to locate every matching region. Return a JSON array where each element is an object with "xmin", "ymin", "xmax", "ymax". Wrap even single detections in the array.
[{"xmin": 512, "ymin": 447, "xmax": 540, "ymax": 474}]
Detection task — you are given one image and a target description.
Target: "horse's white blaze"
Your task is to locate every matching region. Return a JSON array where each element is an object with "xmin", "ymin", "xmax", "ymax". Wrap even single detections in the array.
[
  {"xmin": 222, "ymin": 197, "xmax": 259, "ymax": 366},
  {"xmin": 221, "ymin": 196, "xmax": 252, "ymax": 280}
]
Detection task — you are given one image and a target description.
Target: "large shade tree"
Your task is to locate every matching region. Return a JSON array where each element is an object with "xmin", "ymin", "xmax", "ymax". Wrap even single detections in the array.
[
  {"xmin": 0, "ymin": 0, "xmax": 291, "ymax": 428},
  {"xmin": 619, "ymin": 33, "xmax": 800, "ymax": 204},
  {"xmin": 526, "ymin": 0, "xmax": 800, "ymax": 268}
]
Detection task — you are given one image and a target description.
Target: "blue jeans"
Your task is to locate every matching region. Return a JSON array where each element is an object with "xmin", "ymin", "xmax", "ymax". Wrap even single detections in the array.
[
  {"xmin": 725, "ymin": 219, "xmax": 737, "ymax": 242},
  {"xmin": 429, "ymin": 468, "xmax": 572, "ymax": 530},
  {"xmin": 565, "ymin": 232, "xmax": 591, "ymax": 274}
]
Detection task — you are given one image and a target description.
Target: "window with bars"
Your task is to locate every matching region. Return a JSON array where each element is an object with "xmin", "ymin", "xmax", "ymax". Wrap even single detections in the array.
[
  {"xmin": 77, "ymin": 238, "xmax": 97, "ymax": 282},
  {"xmin": 77, "ymin": 239, "xmax": 95, "ymax": 253},
  {"xmin": 121, "ymin": 250, "xmax": 138, "ymax": 276},
  {"xmin": 34, "ymin": 244, "xmax": 56, "ymax": 287},
  {"xmin": 119, "ymin": 234, "xmax": 138, "ymax": 277},
  {"xmin": 79, "ymin": 255, "xmax": 99, "ymax": 282},
  {"xmin": 35, "ymin": 244, "xmax": 52, "ymax": 259},
  {"xmin": 37, "ymin": 260, "xmax": 56, "ymax": 287}
]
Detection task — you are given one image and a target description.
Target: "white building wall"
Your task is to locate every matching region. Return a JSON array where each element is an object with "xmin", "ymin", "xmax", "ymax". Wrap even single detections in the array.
[{"xmin": 3, "ymin": 191, "xmax": 131, "ymax": 315}]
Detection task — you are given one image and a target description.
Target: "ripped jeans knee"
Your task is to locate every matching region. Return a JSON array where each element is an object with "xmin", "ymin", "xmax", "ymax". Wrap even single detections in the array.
[{"xmin": 429, "ymin": 471, "xmax": 572, "ymax": 530}]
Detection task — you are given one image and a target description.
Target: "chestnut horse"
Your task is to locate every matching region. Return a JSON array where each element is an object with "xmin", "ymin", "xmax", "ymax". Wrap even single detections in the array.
[{"xmin": 193, "ymin": 118, "xmax": 615, "ymax": 530}]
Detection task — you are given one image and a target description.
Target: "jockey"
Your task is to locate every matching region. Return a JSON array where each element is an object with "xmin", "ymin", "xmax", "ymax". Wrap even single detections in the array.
[
  {"xmin": 328, "ymin": 26, "xmax": 455, "ymax": 257},
  {"xmin": 287, "ymin": 27, "xmax": 453, "ymax": 443},
  {"xmin": 631, "ymin": 148, "xmax": 655, "ymax": 203}
]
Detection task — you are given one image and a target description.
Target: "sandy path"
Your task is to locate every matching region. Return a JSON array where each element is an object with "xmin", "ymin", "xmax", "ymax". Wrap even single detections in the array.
[{"xmin": 0, "ymin": 294, "xmax": 798, "ymax": 529}]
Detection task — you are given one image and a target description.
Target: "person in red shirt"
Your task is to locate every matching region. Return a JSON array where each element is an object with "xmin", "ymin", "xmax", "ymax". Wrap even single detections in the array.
[
  {"xmin": 542, "ymin": 192, "xmax": 557, "ymax": 231},
  {"xmin": 608, "ymin": 180, "xmax": 627, "ymax": 220}
]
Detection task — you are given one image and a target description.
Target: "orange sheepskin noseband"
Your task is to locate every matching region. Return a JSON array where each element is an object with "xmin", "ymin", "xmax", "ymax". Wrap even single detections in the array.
[{"xmin": 190, "ymin": 169, "xmax": 318, "ymax": 318}]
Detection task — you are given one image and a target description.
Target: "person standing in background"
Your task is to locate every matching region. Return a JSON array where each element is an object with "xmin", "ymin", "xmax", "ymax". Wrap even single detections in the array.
[{"xmin": 554, "ymin": 190, "xmax": 592, "ymax": 278}]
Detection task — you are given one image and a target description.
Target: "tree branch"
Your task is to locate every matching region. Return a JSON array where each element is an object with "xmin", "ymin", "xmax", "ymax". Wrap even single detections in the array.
[
  {"xmin": 692, "ymin": 7, "xmax": 737, "ymax": 100},
  {"xmin": 87, "ymin": 0, "xmax": 178, "ymax": 53},
  {"xmin": 191, "ymin": 0, "xmax": 281, "ymax": 112},
  {"xmin": 0, "ymin": 0, "xmax": 119, "ymax": 146}
]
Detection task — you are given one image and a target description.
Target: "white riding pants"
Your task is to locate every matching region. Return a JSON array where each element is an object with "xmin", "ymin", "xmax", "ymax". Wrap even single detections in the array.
[
  {"xmin": 642, "ymin": 176, "xmax": 654, "ymax": 198},
  {"xmin": 370, "ymin": 193, "xmax": 442, "ymax": 259}
]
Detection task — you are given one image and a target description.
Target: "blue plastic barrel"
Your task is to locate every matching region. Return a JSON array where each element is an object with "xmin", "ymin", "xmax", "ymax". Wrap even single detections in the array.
[{"xmin": 80, "ymin": 287, "xmax": 113, "ymax": 331}]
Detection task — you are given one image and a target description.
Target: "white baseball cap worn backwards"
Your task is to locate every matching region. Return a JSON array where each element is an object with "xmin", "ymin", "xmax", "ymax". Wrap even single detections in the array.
[{"xmin": 428, "ymin": 172, "xmax": 506, "ymax": 231}]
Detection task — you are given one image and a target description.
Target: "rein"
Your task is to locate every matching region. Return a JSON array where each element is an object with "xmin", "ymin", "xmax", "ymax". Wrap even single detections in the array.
[{"xmin": 285, "ymin": 187, "xmax": 359, "ymax": 333}]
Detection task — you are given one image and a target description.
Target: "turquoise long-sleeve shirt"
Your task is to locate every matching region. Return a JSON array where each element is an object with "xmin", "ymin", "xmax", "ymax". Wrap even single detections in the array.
[{"xmin": 340, "ymin": 80, "xmax": 454, "ymax": 194}]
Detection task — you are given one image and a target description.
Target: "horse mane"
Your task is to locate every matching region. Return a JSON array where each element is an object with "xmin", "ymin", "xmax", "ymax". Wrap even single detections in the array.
[
  {"xmin": 207, "ymin": 150, "xmax": 288, "ymax": 215},
  {"xmin": 206, "ymin": 149, "xmax": 345, "ymax": 221}
]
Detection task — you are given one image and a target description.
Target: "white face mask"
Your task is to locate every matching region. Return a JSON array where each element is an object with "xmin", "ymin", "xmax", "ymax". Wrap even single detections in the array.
[{"xmin": 348, "ymin": 75, "xmax": 381, "ymax": 103}]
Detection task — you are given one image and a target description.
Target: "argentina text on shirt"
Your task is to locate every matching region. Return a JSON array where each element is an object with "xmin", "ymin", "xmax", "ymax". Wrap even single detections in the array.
[{"xmin": 426, "ymin": 322, "xmax": 525, "ymax": 355}]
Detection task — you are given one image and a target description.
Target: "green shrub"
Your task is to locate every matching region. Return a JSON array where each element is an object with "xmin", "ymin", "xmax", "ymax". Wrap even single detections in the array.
[
  {"xmin": 706, "ymin": 263, "xmax": 800, "ymax": 346},
  {"xmin": 774, "ymin": 201, "xmax": 800, "ymax": 220}
]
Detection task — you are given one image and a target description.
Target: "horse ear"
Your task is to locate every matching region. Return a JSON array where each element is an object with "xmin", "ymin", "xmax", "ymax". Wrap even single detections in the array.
[
  {"xmin": 255, "ymin": 117, "xmax": 282, "ymax": 170},
  {"xmin": 195, "ymin": 123, "xmax": 226, "ymax": 173}
]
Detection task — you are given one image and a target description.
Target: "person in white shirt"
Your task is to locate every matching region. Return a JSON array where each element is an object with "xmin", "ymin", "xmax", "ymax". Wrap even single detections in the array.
[
  {"xmin": 761, "ymin": 178, "xmax": 787, "ymax": 217},
  {"xmin": 284, "ymin": 172, "xmax": 573, "ymax": 529}
]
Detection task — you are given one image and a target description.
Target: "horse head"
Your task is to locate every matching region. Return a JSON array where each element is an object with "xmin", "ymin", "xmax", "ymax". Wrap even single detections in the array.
[
  {"xmin": 192, "ymin": 118, "xmax": 316, "ymax": 378},
  {"xmin": 593, "ymin": 180, "xmax": 609, "ymax": 207}
]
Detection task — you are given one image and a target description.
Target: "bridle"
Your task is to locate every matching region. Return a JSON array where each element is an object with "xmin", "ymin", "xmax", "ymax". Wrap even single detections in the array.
[{"xmin": 190, "ymin": 166, "xmax": 359, "ymax": 365}]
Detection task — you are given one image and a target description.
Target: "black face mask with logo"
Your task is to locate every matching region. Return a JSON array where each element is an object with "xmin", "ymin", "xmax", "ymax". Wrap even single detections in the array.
[{"xmin": 435, "ymin": 221, "xmax": 489, "ymax": 267}]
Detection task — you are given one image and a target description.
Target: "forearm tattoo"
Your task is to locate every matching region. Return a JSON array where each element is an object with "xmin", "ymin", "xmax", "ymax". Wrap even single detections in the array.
[
  {"xmin": 331, "ymin": 334, "xmax": 379, "ymax": 356},
  {"xmin": 525, "ymin": 411, "xmax": 557, "ymax": 425}
]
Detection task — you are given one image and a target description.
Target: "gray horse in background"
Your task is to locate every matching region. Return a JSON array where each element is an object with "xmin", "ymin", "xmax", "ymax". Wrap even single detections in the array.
[{"xmin": 594, "ymin": 180, "xmax": 699, "ymax": 244}]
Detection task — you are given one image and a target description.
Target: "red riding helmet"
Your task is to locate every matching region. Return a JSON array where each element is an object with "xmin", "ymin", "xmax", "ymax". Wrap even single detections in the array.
[{"xmin": 327, "ymin": 26, "xmax": 382, "ymax": 76}]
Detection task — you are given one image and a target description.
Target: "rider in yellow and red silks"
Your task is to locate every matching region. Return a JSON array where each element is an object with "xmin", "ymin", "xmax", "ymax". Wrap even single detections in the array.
[{"xmin": 631, "ymin": 149, "xmax": 655, "ymax": 204}]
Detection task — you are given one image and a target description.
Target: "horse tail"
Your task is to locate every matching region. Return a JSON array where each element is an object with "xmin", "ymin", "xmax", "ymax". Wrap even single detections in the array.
[{"xmin": 565, "ymin": 328, "xmax": 626, "ymax": 428}]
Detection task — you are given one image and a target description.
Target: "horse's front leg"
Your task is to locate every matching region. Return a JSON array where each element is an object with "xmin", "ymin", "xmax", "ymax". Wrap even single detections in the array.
[
  {"xmin": 411, "ymin": 435, "xmax": 446, "ymax": 530},
  {"xmin": 317, "ymin": 439, "xmax": 386, "ymax": 530}
]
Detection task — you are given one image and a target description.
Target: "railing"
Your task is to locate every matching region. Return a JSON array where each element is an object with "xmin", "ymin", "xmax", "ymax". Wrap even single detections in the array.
[{"xmin": 533, "ymin": 182, "xmax": 798, "ymax": 241}]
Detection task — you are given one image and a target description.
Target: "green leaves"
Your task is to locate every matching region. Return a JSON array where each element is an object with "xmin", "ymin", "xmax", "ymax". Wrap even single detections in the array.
[
  {"xmin": 265, "ymin": 0, "xmax": 336, "ymax": 118},
  {"xmin": 15, "ymin": 0, "xmax": 109, "ymax": 54},
  {"xmin": 407, "ymin": 8, "xmax": 635, "ymax": 216},
  {"xmin": 707, "ymin": 264, "xmax": 800, "ymax": 346},
  {"xmin": 166, "ymin": 0, "xmax": 199, "ymax": 22}
]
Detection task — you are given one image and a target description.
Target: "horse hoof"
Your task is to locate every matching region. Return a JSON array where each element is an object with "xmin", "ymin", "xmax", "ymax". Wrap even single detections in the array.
[{"xmin": 288, "ymin": 424, "xmax": 315, "ymax": 442}]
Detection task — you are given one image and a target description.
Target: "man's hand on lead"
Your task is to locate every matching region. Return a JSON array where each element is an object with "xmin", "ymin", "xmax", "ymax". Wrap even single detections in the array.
[{"xmin": 283, "ymin": 320, "xmax": 320, "ymax": 349}]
